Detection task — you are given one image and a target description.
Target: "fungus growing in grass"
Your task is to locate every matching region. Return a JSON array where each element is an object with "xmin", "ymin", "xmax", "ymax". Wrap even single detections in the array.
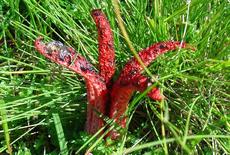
[{"xmin": 35, "ymin": 9, "xmax": 192, "ymax": 140}]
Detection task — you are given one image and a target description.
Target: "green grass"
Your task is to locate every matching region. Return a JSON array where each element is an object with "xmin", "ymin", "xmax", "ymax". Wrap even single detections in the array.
[{"xmin": 0, "ymin": 0, "xmax": 229, "ymax": 154}]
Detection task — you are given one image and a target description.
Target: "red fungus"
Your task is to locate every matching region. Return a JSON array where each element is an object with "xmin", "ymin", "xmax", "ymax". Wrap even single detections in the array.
[
  {"xmin": 108, "ymin": 41, "xmax": 187, "ymax": 139},
  {"xmin": 35, "ymin": 37, "xmax": 108, "ymax": 134},
  {"xmin": 91, "ymin": 9, "xmax": 115, "ymax": 85},
  {"xmin": 34, "ymin": 9, "xmax": 193, "ymax": 140}
]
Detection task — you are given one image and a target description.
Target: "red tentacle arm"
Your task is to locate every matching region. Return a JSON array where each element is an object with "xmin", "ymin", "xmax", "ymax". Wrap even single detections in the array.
[
  {"xmin": 34, "ymin": 37, "xmax": 107, "ymax": 134},
  {"xmin": 109, "ymin": 41, "xmax": 188, "ymax": 139},
  {"xmin": 91, "ymin": 9, "xmax": 115, "ymax": 85}
]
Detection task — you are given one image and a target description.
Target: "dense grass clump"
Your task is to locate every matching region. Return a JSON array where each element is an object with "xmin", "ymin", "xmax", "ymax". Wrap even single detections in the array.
[{"xmin": 0, "ymin": 0, "xmax": 229, "ymax": 154}]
